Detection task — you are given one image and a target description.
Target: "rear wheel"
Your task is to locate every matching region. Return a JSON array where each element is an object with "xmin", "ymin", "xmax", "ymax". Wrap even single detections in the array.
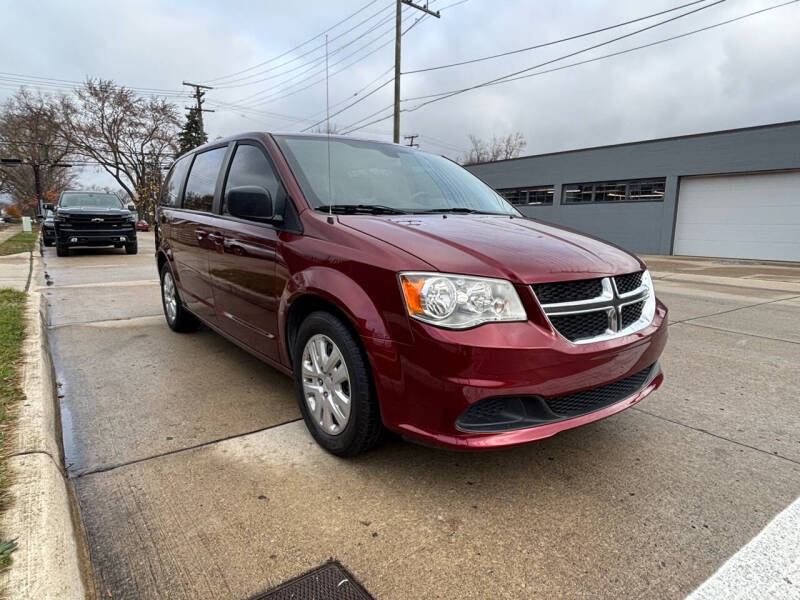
[
  {"xmin": 159, "ymin": 262, "xmax": 199, "ymax": 332},
  {"xmin": 125, "ymin": 239, "xmax": 138, "ymax": 255},
  {"xmin": 293, "ymin": 311, "xmax": 383, "ymax": 456},
  {"xmin": 56, "ymin": 242, "xmax": 69, "ymax": 257}
]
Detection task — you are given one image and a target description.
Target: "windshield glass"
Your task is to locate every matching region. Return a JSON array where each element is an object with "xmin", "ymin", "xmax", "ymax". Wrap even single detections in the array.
[
  {"xmin": 59, "ymin": 192, "xmax": 123, "ymax": 209},
  {"xmin": 275, "ymin": 136, "xmax": 517, "ymax": 215}
]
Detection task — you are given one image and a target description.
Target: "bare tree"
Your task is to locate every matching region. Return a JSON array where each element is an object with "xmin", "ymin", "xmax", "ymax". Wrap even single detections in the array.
[
  {"xmin": 0, "ymin": 88, "xmax": 76, "ymax": 214},
  {"xmin": 312, "ymin": 123, "xmax": 341, "ymax": 134},
  {"xmin": 460, "ymin": 132, "xmax": 527, "ymax": 165},
  {"xmin": 56, "ymin": 79, "xmax": 179, "ymax": 221}
]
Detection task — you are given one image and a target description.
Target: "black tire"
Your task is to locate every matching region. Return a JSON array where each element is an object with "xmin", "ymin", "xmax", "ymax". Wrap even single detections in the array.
[
  {"xmin": 56, "ymin": 242, "xmax": 69, "ymax": 257},
  {"xmin": 159, "ymin": 262, "xmax": 200, "ymax": 333},
  {"xmin": 293, "ymin": 311, "xmax": 383, "ymax": 457},
  {"xmin": 125, "ymin": 240, "xmax": 138, "ymax": 255}
]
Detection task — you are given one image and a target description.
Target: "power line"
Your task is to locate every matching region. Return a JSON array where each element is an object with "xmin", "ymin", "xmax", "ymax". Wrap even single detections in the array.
[
  {"xmin": 229, "ymin": 3, "xmax": 427, "ymax": 108},
  {"xmin": 212, "ymin": 3, "xmax": 398, "ymax": 90},
  {"xmin": 343, "ymin": 0, "xmax": 797, "ymax": 133},
  {"xmin": 402, "ymin": 0, "xmax": 712, "ymax": 74},
  {"xmin": 405, "ymin": 0, "xmax": 799, "ymax": 107},
  {"xmin": 403, "ymin": 0, "xmax": 728, "ymax": 111},
  {"xmin": 300, "ymin": 77, "xmax": 394, "ymax": 131},
  {"xmin": 200, "ymin": 0, "xmax": 387, "ymax": 84}
]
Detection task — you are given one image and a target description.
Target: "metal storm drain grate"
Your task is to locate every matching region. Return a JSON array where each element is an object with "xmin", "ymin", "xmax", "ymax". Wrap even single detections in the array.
[{"xmin": 249, "ymin": 560, "xmax": 376, "ymax": 600}]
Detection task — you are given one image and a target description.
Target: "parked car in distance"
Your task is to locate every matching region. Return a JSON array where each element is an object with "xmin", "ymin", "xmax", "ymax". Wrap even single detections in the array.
[
  {"xmin": 41, "ymin": 209, "xmax": 56, "ymax": 246},
  {"xmin": 44, "ymin": 191, "xmax": 138, "ymax": 257},
  {"xmin": 136, "ymin": 220, "xmax": 149, "ymax": 232},
  {"xmin": 155, "ymin": 133, "xmax": 668, "ymax": 456}
]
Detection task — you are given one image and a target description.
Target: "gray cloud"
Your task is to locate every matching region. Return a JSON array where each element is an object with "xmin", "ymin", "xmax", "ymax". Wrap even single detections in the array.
[{"xmin": 2, "ymin": 0, "xmax": 798, "ymax": 188}]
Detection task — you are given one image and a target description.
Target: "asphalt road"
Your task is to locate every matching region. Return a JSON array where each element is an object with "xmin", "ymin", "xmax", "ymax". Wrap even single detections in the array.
[{"xmin": 41, "ymin": 234, "xmax": 800, "ymax": 599}]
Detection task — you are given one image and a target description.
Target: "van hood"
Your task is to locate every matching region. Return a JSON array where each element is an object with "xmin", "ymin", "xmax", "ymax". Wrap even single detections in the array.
[{"xmin": 339, "ymin": 214, "xmax": 644, "ymax": 283}]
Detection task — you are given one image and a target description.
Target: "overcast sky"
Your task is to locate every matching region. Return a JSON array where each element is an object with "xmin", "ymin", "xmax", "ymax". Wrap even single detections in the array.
[{"xmin": 2, "ymin": 0, "xmax": 799, "ymax": 189}]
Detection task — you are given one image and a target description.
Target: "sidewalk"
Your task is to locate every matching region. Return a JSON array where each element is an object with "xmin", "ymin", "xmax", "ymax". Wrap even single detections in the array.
[
  {"xmin": 0, "ymin": 223, "xmax": 22, "ymax": 245},
  {"xmin": 0, "ymin": 225, "xmax": 31, "ymax": 291}
]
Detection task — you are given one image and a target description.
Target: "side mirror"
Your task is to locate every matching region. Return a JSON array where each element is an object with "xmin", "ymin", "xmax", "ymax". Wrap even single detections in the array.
[
  {"xmin": 126, "ymin": 203, "xmax": 136, "ymax": 212},
  {"xmin": 43, "ymin": 203, "xmax": 54, "ymax": 211},
  {"xmin": 226, "ymin": 186, "xmax": 279, "ymax": 223}
]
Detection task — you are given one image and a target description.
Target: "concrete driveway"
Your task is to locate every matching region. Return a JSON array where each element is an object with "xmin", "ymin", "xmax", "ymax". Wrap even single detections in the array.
[{"xmin": 40, "ymin": 236, "xmax": 800, "ymax": 599}]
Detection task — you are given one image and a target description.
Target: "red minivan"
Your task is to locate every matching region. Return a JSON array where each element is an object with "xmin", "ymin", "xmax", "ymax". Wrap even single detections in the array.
[{"xmin": 156, "ymin": 133, "xmax": 667, "ymax": 456}]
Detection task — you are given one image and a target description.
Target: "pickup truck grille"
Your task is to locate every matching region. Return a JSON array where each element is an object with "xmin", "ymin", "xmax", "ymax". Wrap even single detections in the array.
[
  {"xmin": 532, "ymin": 271, "xmax": 652, "ymax": 344},
  {"xmin": 59, "ymin": 215, "xmax": 131, "ymax": 230}
]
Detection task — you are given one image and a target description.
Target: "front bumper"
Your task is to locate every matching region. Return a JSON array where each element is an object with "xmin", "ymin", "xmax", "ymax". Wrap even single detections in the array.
[
  {"xmin": 55, "ymin": 226, "xmax": 136, "ymax": 246},
  {"xmin": 365, "ymin": 299, "xmax": 668, "ymax": 450}
]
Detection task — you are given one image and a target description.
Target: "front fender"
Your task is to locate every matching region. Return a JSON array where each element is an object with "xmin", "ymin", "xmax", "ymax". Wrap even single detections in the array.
[{"xmin": 279, "ymin": 266, "xmax": 396, "ymax": 364}]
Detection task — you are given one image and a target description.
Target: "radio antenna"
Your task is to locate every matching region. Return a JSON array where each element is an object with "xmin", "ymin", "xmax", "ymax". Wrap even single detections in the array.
[{"xmin": 326, "ymin": 34, "xmax": 333, "ymax": 222}]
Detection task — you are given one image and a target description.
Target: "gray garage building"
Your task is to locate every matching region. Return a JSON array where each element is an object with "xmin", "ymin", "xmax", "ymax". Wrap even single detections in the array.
[{"xmin": 465, "ymin": 120, "xmax": 800, "ymax": 262}]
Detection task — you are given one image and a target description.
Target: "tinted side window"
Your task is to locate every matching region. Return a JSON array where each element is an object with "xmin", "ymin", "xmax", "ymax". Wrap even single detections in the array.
[
  {"xmin": 223, "ymin": 144, "xmax": 286, "ymax": 215},
  {"xmin": 161, "ymin": 156, "xmax": 191, "ymax": 207},
  {"xmin": 184, "ymin": 147, "xmax": 227, "ymax": 212}
]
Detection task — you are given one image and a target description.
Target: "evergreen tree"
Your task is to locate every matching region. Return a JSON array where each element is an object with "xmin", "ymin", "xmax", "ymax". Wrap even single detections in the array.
[{"xmin": 178, "ymin": 107, "xmax": 207, "ymax": 154}]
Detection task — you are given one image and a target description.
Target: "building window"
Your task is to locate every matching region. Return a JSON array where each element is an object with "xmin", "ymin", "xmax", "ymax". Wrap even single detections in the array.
[
  {"xmin": 563, "ymin": 178, "xmax": 665, "ymax": 204},
  {"xmin": 497, "ymin": 185, "xmax": 554, "ymax": 205}
]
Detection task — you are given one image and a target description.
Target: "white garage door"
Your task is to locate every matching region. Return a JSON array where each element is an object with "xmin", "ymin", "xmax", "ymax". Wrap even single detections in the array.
[{"xmin": 674, "ymin": 171, "xmax": 800, "ymax": 262}]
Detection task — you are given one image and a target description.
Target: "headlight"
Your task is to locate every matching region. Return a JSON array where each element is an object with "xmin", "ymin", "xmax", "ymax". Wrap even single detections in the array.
[
  {"xmin": 399, "ymin": 272, "xmax": 527, "ymax": 329},
  {"xmin": 127, "ymin": 214, "xmax": 137, "ymax": 222},
  {"xmin": 641, "ymin": 269, "xmax": 656, "ymax": 324}
]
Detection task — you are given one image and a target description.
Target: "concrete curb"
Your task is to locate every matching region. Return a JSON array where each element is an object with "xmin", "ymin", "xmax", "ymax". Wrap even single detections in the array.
[{"xmin": 0, "ymin": 254, "xmax": 90, "ymax": 599}]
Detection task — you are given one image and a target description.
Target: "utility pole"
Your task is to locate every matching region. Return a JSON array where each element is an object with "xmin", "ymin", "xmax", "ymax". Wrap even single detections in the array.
[
  {"xmin": 403, "ymin": 134, "xmax": 419, "ymax": 148},
  {"xmin": 182, "ymin": 81, "xmax": 215, "ymax": 137},
  {"xmin": 394, "ymin": 0, "xmax": 440, "ymax": 143}
]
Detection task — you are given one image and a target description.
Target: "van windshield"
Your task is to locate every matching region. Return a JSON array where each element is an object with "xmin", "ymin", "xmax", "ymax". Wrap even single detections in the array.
[
  {"xmin": 60, "ymin": 193, "xmax": 123, "ymax": 209},
  {"xmin": 275, "ymin": 135, "xmax": 518, "ymax": 215}
]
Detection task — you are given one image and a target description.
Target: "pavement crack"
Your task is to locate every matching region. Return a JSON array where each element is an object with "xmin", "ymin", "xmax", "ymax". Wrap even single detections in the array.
[
  {"xmin": 668, "ymin": 293, "xmax": 800, "ymax": 327},
  {"xmin": 631, "ymin": 407, "xmax": 800, "ymax": 466},
  {"xmin": 9, "ymin": 449, "xmax": 67, "ymax": 475},
  {"xmin": 678, "ymin": 321, "xmax": 800, "ymax": 346},
  {"xmin": 71, "ymin": 418, "xmax": 303, "ymax": 479}
]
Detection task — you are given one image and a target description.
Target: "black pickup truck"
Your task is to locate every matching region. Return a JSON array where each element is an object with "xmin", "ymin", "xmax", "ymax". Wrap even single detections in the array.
[{"xmin": 44, "ymin": 191, "xmax": 138, "ymax": 257}]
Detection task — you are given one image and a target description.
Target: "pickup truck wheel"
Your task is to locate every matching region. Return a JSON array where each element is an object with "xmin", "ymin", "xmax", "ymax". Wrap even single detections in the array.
[
  {"xmin": 293, "ymin": 311, "xmax": 384, "ymax": 457},
  {"xmin": 125, "ymin": 240, "xmax": 138, "ymax": 255},
  {"xmin": 159, "ymin": 263, "xmax": 199, "ymax": 333},
  {"xmin": 56, "ymin": 242, "xmax": 69, "ymax": 257}
]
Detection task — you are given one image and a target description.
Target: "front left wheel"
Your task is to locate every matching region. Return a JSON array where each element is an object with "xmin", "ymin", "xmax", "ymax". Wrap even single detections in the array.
[{"xmin": 293, "ymin": 311, "xmax": 384, "ymax": 457}]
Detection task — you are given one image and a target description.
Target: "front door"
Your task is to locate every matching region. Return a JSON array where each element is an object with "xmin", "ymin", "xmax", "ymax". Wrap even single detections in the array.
[
  {"xmin": 171, "ymin": 146, "xmax": 229, "ymax": 322},
  {"xmin": 207, "ymin": 142, "xmax": 288, "ymax": 361}
]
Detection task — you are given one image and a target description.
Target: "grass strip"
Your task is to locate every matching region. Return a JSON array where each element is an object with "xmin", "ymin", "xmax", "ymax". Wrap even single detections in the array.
[{"xmin": 0, "ymin": 289, "xmax": 26, "ymax": 569}]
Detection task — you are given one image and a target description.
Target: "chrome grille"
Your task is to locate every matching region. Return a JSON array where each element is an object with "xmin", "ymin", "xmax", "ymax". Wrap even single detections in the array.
[{"xmin": 532, "ymin": 271, "xmax": 652, "ymax": 344}]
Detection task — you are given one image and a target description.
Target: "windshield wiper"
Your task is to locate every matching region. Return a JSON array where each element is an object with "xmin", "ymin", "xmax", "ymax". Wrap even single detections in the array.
[
  {"xmin": 316, "ymin": 204, "xmax": 407, "ymax": 215},
  {"xmin": 418, "ymin": 207, "xmax": 500, "ymax": 215}
]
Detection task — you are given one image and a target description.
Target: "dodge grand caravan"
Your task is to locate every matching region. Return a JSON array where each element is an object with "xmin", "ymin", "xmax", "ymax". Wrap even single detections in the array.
[{"xmin": 155, "ymin": 133, "xmax": 667, "ymax": 456}]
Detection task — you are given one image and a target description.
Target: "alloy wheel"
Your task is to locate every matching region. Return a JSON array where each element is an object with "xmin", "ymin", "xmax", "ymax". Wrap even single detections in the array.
[
  {"xmin": 162, "ymin": 271, "xmax": 178, "ymax": 324},
  {"xmin": 301, "ymin": 334, "xmax": 352, "ymax": 435}
]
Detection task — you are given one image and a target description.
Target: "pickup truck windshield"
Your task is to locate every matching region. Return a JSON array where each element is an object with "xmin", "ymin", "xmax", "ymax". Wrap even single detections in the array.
[
  {"xmin": 60, "ymin": 193, "xmax": 123, "ymax": 209},
  {"xmin": 275, "ymin": 135, "xmax": 518, "ymax": 215}
]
